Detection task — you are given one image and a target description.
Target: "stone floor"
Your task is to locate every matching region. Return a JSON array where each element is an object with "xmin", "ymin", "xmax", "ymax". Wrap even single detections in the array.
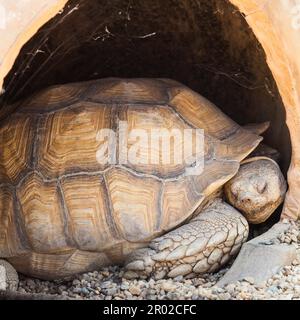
[{"xmin": 16, "ymin": 221, "xmax": 300, "ymax": 300}]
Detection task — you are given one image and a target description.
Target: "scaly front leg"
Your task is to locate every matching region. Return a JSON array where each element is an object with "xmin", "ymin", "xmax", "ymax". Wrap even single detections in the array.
[
  {"xmin": 124, "ymin": 200, "xmax": 249, "ymax": 279},
  {"xmin": 0, "ymin": 259, "xmax": 19, "ymax": 291}
]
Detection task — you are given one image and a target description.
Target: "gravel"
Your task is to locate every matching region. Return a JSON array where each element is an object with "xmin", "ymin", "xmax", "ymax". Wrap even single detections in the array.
[{"xmin": 15, "ymin": 221, "xmax": 300, "ymax": 300}]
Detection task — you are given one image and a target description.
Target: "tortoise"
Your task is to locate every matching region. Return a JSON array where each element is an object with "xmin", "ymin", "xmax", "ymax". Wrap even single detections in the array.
[{"xmin": 0, "ymin": 78, "xmax": 286, "ymax": 281}]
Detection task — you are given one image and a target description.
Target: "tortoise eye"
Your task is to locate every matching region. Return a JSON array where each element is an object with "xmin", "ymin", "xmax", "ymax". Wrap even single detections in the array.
[
  {"xmin": 257, "ymin": 181, "xmax": 267, "ymax": 194},
  {"xmin": 229, "ymin": 183, "xmax": 239, "ymax": 198}
]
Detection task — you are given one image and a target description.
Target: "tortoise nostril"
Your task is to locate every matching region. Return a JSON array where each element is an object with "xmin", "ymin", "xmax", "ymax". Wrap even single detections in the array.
[{"xmin": 241, "ymin": 198, "xmax": 251, "ymax": 204}]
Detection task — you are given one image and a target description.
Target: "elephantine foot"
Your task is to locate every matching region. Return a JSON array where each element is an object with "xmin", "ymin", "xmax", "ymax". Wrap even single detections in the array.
[
  {"xmin": 124, "ymin": 200, "xmax": 249, "ymax": 279},
  {"xmin": 0, "ymin": 260, "xmax": 19, "ymax": 291}
]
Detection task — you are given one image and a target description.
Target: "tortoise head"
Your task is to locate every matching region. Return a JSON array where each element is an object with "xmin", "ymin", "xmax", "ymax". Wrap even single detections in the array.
[{"xmin": 224, "ymin": 157, "xmax": 287, "ymax": 224}]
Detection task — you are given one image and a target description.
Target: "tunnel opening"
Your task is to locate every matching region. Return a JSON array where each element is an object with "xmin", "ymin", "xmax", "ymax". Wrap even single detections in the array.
[{"xmin": 0, "ymin": 0, "xmax": 292, "ymax": 229}]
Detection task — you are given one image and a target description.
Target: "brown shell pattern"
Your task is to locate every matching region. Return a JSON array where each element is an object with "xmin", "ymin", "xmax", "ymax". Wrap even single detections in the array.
[{"xmin": 0, "ymin": 78, "xmax": 262, "ymax": 278}]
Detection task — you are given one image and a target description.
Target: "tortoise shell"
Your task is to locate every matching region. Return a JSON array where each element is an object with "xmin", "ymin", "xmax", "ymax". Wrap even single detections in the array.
[{"xmin": 0, "ymin": 78, "xmax": 262, "ymax": 279}]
